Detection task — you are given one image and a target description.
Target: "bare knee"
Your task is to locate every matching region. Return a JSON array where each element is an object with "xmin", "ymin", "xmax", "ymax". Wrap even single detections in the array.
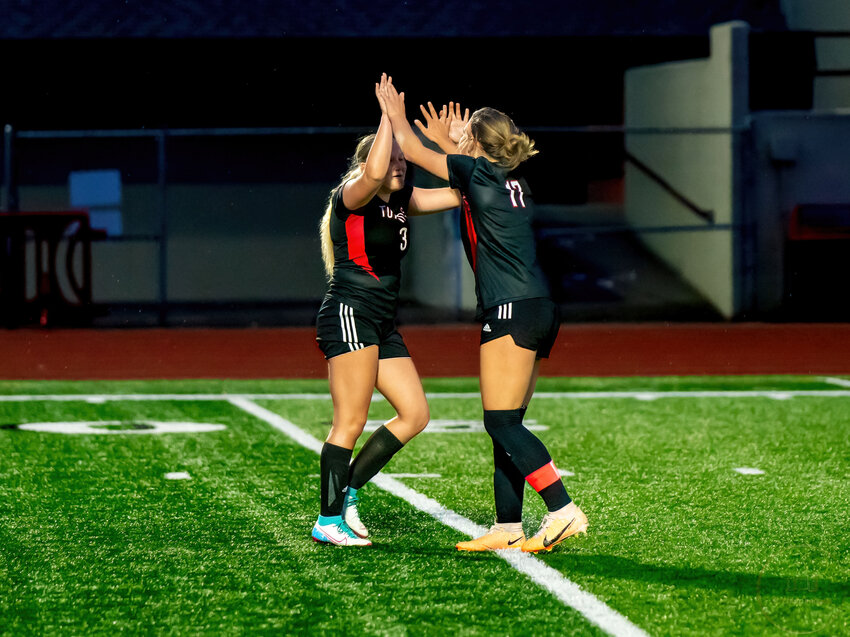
[
  {"xmin": 327, "ymin": 414, "xmax": 367, "ymax": 447},
  {"xmin": 408, "ymin": 403, "xmax": 430, "ymax": 434},
  {"xmin": 388, "ymin": 402, "xmax": 430, "ymax": 442}
]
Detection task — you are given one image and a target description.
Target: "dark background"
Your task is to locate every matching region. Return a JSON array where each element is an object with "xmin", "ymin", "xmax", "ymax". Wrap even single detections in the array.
[
  {"xmin": 4, "ymin": 0, "xmax": 836, "ymax": 326},
  {"xmin": 0, "ymin": 0, "xmax": 794, "ymax": 132}
]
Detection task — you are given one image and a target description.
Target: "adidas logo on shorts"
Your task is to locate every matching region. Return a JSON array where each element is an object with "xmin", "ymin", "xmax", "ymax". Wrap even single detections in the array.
[{"xmin": 483, "ymin": 324, "xmax": 492, "ymax": 332}]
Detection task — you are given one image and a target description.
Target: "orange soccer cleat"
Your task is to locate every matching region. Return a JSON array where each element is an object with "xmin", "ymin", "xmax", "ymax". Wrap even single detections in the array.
[
  {"xmin": 456, "ymin": 524, "xmax": 526, "ymax": 552},
  {"xmin": 521, "ymin": 504, "xmax": 588, "ymax": 553}
]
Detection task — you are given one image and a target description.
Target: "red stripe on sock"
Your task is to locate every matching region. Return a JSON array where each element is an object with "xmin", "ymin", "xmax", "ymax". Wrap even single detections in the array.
[{"xmin": 526, "ymin": 461, "xmax": 560, "ymax": 492}]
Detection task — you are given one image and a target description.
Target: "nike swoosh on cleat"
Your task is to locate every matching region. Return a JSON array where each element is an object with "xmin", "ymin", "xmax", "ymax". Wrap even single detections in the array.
[
  {"xmin": 542, "ymin": 517, "xmax": 575, "ymax": 548},
  {"xmin": 507, "ymin": 536, "xmax": 524, "ymax": 546}
]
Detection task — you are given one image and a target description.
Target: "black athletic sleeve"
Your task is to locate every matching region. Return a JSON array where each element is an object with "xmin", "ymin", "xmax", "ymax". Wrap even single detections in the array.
[
  {"xmin": 446, "ymin": 154, "xmax": 476, "ymax": 192},
  {"xmin": 388, "ymin": 184, "xmax": 414, "ymax": 211},
  {"xmin": 333, "ymin": 181, "xmax": 367, "ymax": 218}
]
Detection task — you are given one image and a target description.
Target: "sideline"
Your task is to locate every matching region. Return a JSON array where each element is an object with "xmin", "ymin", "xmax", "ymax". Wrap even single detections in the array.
[
  {"xmin": 1, "ymin": 388, "xmax": 850, "ymax": 403},
  {"xmin": 227, "ymin": 396, "xmax": 651, "ymax": 637}
]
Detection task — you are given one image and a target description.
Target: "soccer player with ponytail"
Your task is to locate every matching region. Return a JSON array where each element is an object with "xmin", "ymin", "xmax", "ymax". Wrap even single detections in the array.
[
  {"xmin": 379, "ymin": 77, "xmax": 588, "ymax": 553},
  {"xmin": 312, "ymin": 75, "xmax": 462, "ymax": 546}
]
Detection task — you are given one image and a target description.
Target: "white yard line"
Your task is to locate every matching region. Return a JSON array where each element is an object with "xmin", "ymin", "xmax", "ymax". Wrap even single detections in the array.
[
  {"xmin": 227, "ymin": 396, "xmax": 650, "ymax": 637},
  {"xmin": 1, "ymin": 388, "xmax": 850, "ymax": 403},
  {"xmin": 823, "ymin": 377, "xmax": 850, "ymax": 388},
  {"xmin": 733, "ymin": 467, "xmax": 765, "ymax": 475},
  {"xmin": 6, "ymin": 385, "xmax": 848, "ymax": 634}
]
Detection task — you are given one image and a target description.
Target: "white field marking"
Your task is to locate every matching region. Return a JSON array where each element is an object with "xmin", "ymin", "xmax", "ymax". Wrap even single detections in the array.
[
  {"xmin": 426, "ymin": 390, "xmax": 850, "ymax": 401},
  {"xmin": 559, "ymin": 469, "xmax": 576, "ymax": 477},
  {"xmin": 2, "ymin": 389, "xmax": 850, "ymax": 403},
  {"xmin": 634, "ymin": 393, "xmax": 659, "ymax": 402},
  {"xmin": 16, "ymin": 421, "xmax": 227, "ymax": 435},
  {"xmin": 733, "ymin": 467, "xmax": 765, "ymax": 475},
  {"xmin": 227, "ymin": 397, "xmax": 322, "ymax": 454},
  {"xmin": 165, "ymin": 472, "xmax": 192, "ymax": 480},
  {"xmin": 768, "ymin": 393, "xmax": 792, "ymax": 400},
  {"xmin": 0, "ymin": 393, "xmax": 341, "ymax": 403},
  {"xmin": 365, "ymin": 419, "xmax": 548, "ymax": 433},
  {"xmin": 227, "ymin": 396, "xmax": 649, "ymax": 637},
  {"xmin": 308, "ymin": 473, "xmax": 441, "ymax": 479},
  {"xmin": 824, "ymin": 377, "xmax": 850, "ymax": 388}
]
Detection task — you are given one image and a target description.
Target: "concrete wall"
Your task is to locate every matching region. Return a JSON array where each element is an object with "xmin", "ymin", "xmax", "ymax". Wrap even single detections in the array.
[
  {"xmin": 401, "ymin": 209, "xmax": 477, "ymax": 319},
  {"xmin": 15, "ymin": 177, "xmax": 473, "ymax": 318},
  {"xmin": 747, "ymin": 112, "xmax": 850, "ymax": 314},
  {"xmin": 16, "ymin": 182, "xmax": 329, "ymax": 304},
  {"xmin": 624, "ymin": 22, "xmax": 750, "ymax": 318},
  {"xmin": 781, "ymin": 0, "xmax": 850, "ymax": 109}
]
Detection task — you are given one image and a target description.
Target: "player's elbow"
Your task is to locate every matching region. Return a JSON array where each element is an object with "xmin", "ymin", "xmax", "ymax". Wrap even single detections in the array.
[{"xmin": 361, "ymin": 170, "xmax": 386, "ymax": 187}]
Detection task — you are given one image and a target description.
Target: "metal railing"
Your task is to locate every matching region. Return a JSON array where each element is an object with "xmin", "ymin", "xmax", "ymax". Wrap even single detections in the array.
[{"xmin": 2, "ymin": 123, "xmax": 743, "ymax": 326}]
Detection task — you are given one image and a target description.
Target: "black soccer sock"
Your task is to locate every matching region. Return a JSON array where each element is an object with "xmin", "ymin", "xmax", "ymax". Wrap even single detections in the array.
[
  {"xmin": 348, "ymin": 425, "xmax": 404, "ymax": 491},
  {"xmin": 483, "ymin": 408, "xmax": 571, "ymax": 512},
  {"xmin": 492, "ymin": 405, "xmax": 526, "ymax": 523},
  {"xmin": 320, "ymin": 442, "xmax": 353, "ymax": 517},
  {"xmin": 493, "ymin": 438, "xmax": 525, "ymax": 523}
]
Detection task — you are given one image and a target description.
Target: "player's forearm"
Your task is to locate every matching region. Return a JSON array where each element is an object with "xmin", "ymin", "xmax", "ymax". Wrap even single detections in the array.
[
  {"xmin": 434, "ymin": 135, "xmax": 458, "ymax": 155},
  {"xmin": 363, "ymin": 114, "xmax": 393, "ymax": 182},
  {"xmin": 390, "ymin": 113, "xmax": 450, "ymax": 181},
  {"xmin": 387, "ymin": 112, "xmax": 424, "ymax": 162}
]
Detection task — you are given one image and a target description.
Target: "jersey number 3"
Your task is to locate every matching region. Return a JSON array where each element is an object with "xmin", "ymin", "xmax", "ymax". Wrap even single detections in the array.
[
  {"xmin": 399, "ymin": 227, "xmax": 408, "ymax": 250},
  {"xmin": 506, "ymin": 180, "xmax": 526, "ymax": 208}
]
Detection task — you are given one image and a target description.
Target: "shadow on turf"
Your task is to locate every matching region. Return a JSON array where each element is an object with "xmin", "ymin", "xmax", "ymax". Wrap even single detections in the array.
[{"xmin": 543, "ymin": 554, "xmax": 848, "ymax": 601}]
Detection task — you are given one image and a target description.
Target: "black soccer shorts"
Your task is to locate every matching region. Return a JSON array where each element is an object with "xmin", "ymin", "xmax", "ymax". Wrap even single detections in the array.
[
  {"xmin": 315, "ymin": 298, "xmax": 410, "ymax": 361},
  {"xmin": 479, "ymin": 297, "xmax": 560, "ymax": 359}
]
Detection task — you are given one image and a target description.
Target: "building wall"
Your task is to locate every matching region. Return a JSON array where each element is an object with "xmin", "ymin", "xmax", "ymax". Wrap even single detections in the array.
[
  {"xmin": 748, "ymin": 112, "xmax": 850, "ymax": 315},
  {"xmin": 15, "ymin": 178, "xmax": 475, "ymax": 318},
  {"xmin": 624, "ymin": 22, "xmax": 750, "ymax": 318},
  {"xmin": 781, "ymin": 0, "xmax": 850, "ymax": 109},
  {"xmin": 16, "ymin": 182, "xmax": 329, "ymax": 304}
]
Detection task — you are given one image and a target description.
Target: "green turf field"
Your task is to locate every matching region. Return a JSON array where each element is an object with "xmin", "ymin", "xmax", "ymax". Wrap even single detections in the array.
[{"xmin": 1, "ymin": 376, "xmax": 848, "ymax": 636}]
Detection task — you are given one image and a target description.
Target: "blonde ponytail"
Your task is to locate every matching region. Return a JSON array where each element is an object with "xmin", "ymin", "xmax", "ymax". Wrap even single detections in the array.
[
  {"xmin": 317, "ymin": 132, "xmax": 378, "ymax": 280},
  {"xmin": 470, "ymin": 107, "xmax": 538, "ymax": 170},
  {"xmin": 319, "ymin": 202, "xmax": 335, "ymax": 278}
]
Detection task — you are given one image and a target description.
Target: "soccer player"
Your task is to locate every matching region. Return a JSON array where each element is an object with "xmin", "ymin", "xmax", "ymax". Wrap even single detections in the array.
[
  {"xmin": 312, "ymin": 76, "xmax": 462, "ymax": 546},
  {"xmin": 378, "ymin": 77, "xmax": 588, "ymax": 553}
]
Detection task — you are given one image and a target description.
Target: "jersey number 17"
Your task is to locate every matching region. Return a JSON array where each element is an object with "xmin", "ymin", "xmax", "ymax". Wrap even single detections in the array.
[{"xmin": 506, "ymin": 180, "xmax": 526, "ymax": 208}]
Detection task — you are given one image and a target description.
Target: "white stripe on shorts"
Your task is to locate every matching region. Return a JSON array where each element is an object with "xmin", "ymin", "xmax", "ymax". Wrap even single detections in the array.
[
  {"xmin": 498, "ymin": 303, "xmax": 513, "ymax": 320},
  {"xmin": 339, "ymin": 303, "xmax": 364, "ymax": 350}
]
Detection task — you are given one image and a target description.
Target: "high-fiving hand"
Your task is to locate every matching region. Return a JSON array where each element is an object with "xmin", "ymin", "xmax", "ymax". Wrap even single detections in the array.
[
  {"xmin": 446, "ymin": 102, "xmax": 470, "ymax": 143},
  {"xmin": 376, "ymin": 73, "xmax": 406, "ymax": 120},
  {"xmin": 414, "ymin": 101, "xmax": 451, "ymax": 146},
  {"xmin": 414, "ymin": 100, "xmax": 469, "ymax": 153}
]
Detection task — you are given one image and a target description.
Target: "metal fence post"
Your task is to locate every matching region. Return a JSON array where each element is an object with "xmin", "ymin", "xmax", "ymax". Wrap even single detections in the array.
[
  {"xmin": 3, "ymin": 124, "xmax": 18, "ymax": 212},
  {"xmin": 157, "ymin": 130, "xmax": 168, "ymax": 325}
]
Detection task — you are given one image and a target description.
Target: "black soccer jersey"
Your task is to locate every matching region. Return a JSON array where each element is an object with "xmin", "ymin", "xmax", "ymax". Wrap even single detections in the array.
[
  {"xmin": 446, "ymin": 154, "xmax": 550, "ymax": 313},
  {"xmin": 325, "ymin": 183, "xmax": 413, "ymax": 316}
]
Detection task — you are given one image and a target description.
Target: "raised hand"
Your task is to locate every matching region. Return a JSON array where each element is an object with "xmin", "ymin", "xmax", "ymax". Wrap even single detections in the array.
[
  {"xmin": 375, "ymin": 73, "xmax": 389, "ymax": 113},
  {"xmin": 378, "ymin": 74, "xmax": 406, "ymax": 121},
  {"xmin": 376, "ymin": 76, "xmax": 452, "ymax": 180},
  {"xmin": 414, "ymin": 101, "xmax": 451, "ymax": 146},
  {"xmin": 447, "ymin": 101, "xmax": 470, "ymax": 143}
]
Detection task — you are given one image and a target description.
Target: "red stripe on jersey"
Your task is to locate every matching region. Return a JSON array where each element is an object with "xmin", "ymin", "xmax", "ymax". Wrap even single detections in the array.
[
  {"xmin": 345, "ymin": 215, "xmax": 380, "ymax": 281},
  {"xmin": 525, "ymin": 460, "xmax": 560, "ymax": 492},
  {"xmin": 463, "ymin": 198, "xmax": 478, "ymax": 272}
]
